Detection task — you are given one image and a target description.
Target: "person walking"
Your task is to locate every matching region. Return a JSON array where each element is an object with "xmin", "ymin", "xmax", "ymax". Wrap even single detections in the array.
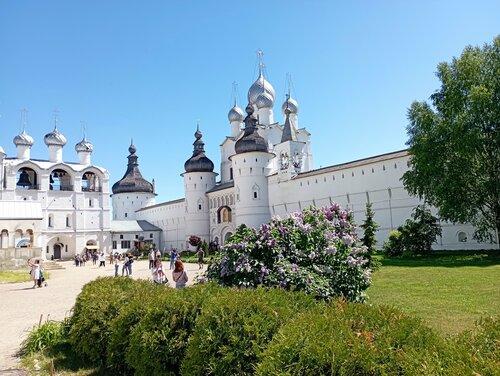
[
  {"xmin": 197, "ymin": 247, "xmax": 205, "ymax": 270},
  {"xmin": 148, "ymin": 249, "xmax": 155, "ymax": 269},
  {"xmin": 169, "ymin": 248, "xmax": 177, "ymax": 270},
  {"xmin": 172, "ymin": 259, "xmax": 188, "ymax": 289},
  {"xmin": 27, "ymin": 258, "xmax": 40, "ymax": 289},
  {"xmin": 127, "ymin": 254, "xmax": 133, "ymax": 275},
  {"xmin": 122, "ymin": 254, "xmax": 129, "ymax": 277},
  {"xmin": 114, "ymin": 257, "xmax": 119, "ymax": 277},
  {"xmin": 98, "ymin": 252, "xmax": 106, "ymax": 267}
]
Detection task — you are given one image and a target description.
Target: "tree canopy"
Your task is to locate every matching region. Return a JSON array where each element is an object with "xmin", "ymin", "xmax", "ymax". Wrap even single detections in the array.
[{"xmin": 403, "ymin": 36, "xmax": 500, "ymax": 243}]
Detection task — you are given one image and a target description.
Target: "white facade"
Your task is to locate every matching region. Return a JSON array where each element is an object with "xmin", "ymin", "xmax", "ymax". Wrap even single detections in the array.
[
  {"xmin": 0, "ymin": 128, "xmax": 112, "ymax": 261},
  {"xmin": 135, "ymin": 64, "xmax": 496, "ymax": 251}
]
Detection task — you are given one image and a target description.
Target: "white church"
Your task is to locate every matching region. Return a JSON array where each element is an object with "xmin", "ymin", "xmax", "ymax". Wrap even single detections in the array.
[
  {"xmin": 0, "ymin": 62, "xmax": 495, "ymax": 265},
  {"xmin": 131, "ymin": 63, "xmax": 493, "ymax": 252},
  {"xmin": 0, "ymin": 119, "xmax": 111, "ymax": 267}
]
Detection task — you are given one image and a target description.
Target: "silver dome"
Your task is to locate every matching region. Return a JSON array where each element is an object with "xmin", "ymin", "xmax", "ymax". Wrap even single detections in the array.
[
  {"xmin": 75, "ymin": 137, "xmax": 94, "ymax": 152},
  {"xmin": 13, "ymin": 130, "xmax": 34, "ymax": 146},
  {"xmin": 228, "ymin": 104, "xmax": 244, "ymax": 123},
  {"xmin": 255, "ymin": 91, "xmax": 274, "ymax": 109},
  {"xmin": 281, "ymin": 95, "xmax": 299, "ymax": 114},
  {"xmin": 44, "ymin": 127, "xmax": 67, "ymax": 146},
  {"xmin": 248, "ymin": 72, "xmax": 275, "ymax": 105}
]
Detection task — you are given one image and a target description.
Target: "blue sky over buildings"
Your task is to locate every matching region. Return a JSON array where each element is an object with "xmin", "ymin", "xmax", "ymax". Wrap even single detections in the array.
[{"xmin": 1, "ymin": 0, "xmax": 499, "ymax": 201}]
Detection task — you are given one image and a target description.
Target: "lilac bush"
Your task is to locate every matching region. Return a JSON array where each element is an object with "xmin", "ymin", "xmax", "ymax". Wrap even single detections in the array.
[{"xmin": 206, "ymin": 204, "xmax": 372, "ymax": 302}]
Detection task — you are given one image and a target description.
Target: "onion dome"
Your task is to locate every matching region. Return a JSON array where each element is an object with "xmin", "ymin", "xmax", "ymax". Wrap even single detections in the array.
[
  {"xmin": 112, "ymin": 142, "xmax": 154, "ymax": 194},
  {"xmin": 235, "ymin": 104, "xmax": 268, "ymax": 154},
  {"xmin": 228, "ymin": 103, "xmax": 244, "ymax": 123},
  {"xmin": 13, "ymin": 130, "xmax": 34, "ymax": 147},
  {"xmin": 44, "ymin": 127, "xmax": 67, "ymax": 146},
  {"xmin": 184, "ymin": 126, "xmax": 214, "ymax": 173},
  {"xmin": 248, "ymin": 69, "xmax": 275, "ymax": 106},
  {"xmin": 281, "ymin": 94, "xmax": 299, "ymax": 114},
  {"xmin": 75, "ymin": 136, "xmax": 94, "ymax": 152},
  {"xmin": 255, "ymin": 91, "xmax": 274, "ymax": 109}
]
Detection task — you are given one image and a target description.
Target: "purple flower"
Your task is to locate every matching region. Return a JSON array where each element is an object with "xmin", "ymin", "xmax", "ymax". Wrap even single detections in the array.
[
  {"xmin": 326, "ymin": 245, "xmax": 337, "ymax": 255},
  {"xmin": 306, "ymin": 275, "xmax": 314, "ymax": 284},
  {"xmin": 279, "ymin": 279, "xmax": 288, "ymax": 288},
  {"xmin": 291, "ymin": 263, "xmax": 298, "ymax": 272},
  {"xmin": 278, "ymin": 266, "xmax": 285, "ymax": 274},
  {"xmin": 342, "ymin": 235, "xmax": 353, "ymax": 246}
]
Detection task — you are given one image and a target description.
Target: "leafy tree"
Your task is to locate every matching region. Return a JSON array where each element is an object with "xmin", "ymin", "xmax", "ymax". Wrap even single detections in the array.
[
  {"xmin": 360, "ymin": 202, "xmax": 380, "ymax": 266},
  {"xmin": 400, "ymin": 205, "xmax": 442, "ymax": 256},
  {"xmin": 403, "ymin": 36, "xmax": 500, "ymax": 243},
  {"xmin": 382, "ymin": 230, "xmax": 404, "ymax": 257}
]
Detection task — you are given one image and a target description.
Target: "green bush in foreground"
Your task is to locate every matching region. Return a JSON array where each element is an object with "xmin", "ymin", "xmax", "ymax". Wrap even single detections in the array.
[
  {"xmin": 126, "ymin": 283, "xmax": 221, "ymax": 376},
  {"xmin": 181, "ymin": 287, "xmax": 317, "ymax": 376},
  {"xmin": 68, "ymin": 277, "xmax": 138, "ymax": 364},
  {"xmin": 255, "ymin": 302, "xmax": 449, "ymax": 375},
  {"xmin": 107, "ymin": 280, "xmax": 167, "ymax": 374}
]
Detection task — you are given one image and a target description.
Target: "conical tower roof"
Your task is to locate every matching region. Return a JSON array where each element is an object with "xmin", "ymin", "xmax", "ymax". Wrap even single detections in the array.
[{"xmin": 112, "ymin": 142, "xmax": 154, "ymax": 194}]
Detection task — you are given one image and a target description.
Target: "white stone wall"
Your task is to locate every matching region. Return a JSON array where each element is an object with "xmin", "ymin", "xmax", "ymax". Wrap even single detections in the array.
[
  {"xmin": 136, "ymin": 200, "xmax": 187, "ymax": 251},
  {"xmin": 112, "ymin": 192, "xmax": 156, "ymax": 220}
]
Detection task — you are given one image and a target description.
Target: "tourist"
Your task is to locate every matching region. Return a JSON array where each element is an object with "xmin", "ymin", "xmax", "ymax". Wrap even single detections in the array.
[
  {"xmin": 98, "ymin": 252, "xmax": 106, "ymax": 267},
  {"xmin": 27, "ymin": 258, "xmax": 40, "ymax": 289},
  {"xmin": 170, "ymin": 248, "xmax": 177, "ymax": 270},
  {"xmin": 152, "ymin": 258, "xmax": 166, "ymax": 284},
  {"xmin": 155, "ymin": 248, "xmax": 162, "ymax": 260},
  {"xmin": 172, "ymin": 259, "xmax": 188, "ymax": 288},
  {"xmin": 114, "ymin": 257, "xmax": 119, "ymax": 277},
  {"xmin": 127, "ymin": 254, "xmax": 133, "ymax": 275},
  {"xmin": 92, "ymin": 252, "xmax": 97, "ymax": 265},
  {"xmin": 148, "ymin": 249, "xmax": 155, "ymax": 269},
  {"xmin": 122, "ymin": 254, "xmax": 130, "ymax": 276},
  {"xmin": 197, "ymin": 247, "xmax": 205, "ymax": 270}
]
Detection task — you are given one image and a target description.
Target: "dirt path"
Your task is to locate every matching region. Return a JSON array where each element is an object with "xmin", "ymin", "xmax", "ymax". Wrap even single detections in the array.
[{"xmin": 0, "ymin": 260, "xmax": 204, "ymax": 369}]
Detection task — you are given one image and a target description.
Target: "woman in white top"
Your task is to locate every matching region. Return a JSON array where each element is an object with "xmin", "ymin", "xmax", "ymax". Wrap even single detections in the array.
[
  {"xmin": 152, "ymin": 258, "xmax": 166, "ymax": 284},
  {"xmin": 27, "ymin": 258, "xmax": 40, "ymax": 289},
  {"xmin": 172, "ymin": 259, "xmax": 188, "ymax": 288}
]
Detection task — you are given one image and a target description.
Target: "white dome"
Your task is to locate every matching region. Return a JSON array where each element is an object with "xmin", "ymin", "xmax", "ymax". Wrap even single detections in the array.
[
  {"xmin": 248, "ymin": 71, "xmax": 275, "ymax": 105},
  {"xmin": 44, "ymin": 127, "xmax": 67, "ymax": 146},
  {"xmin": 13, "ymin": 130, "xmax": 34, "ymax": 146},
  {"xmin": 281, "ymin": 95, "xmax": 299, "ymax": 114},
  {"xmin": 75, "ymin": 136, "xmax": 94, "ymax": 152},
  {"xmin": 255, "ymin": 91, "xmax": 274, "ymax": 109},
  {"xmin": 228, "ymin": 104, "xmax": 244, "ymax": 123}
]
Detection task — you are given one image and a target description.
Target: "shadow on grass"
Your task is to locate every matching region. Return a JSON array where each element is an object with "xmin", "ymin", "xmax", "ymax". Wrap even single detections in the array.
[
  {"xmin": 378, "ymin": 250, "xmax": 500, "ymax": 268},
  {"xmin": 45, "ymin": 343, "xmax": 110, "ymax": 376}
]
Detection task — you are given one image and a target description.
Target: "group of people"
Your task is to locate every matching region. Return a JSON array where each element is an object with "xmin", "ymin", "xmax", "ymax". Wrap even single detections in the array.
[{"xmin": 148, "ymin": 248, "xmax": 188, "ymax": 288}]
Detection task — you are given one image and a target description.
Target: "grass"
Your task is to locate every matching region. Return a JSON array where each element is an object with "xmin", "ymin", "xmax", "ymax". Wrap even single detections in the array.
[
  {"xmin": 368, "ymin": 250, "xmax": 500, "ymax": 334},
  {"xmin": 0, "ymin": 270, "xmax": 50, "ymax": 284}
]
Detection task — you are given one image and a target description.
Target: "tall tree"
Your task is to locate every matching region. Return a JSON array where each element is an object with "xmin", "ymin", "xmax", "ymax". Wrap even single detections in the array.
[
  {"xmin": 360, "ymin": 202, "xmax": 379, "ymax": 266},
  {"xmin": 403, "ymin": 36, "xmax": 500, "ymax": 243}
]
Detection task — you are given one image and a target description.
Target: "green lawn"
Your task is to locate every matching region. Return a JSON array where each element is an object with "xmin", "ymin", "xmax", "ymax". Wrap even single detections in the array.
[
  {"xmin": 367, "ymin": 250, "xmax": 500, "ymax": 334},
  {"xmin": 0, "ymin": 270, "xmax": 50, "ymax": 283}
]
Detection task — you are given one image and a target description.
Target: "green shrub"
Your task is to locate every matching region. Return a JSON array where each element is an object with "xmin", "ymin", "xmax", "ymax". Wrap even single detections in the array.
[
  {"xmin": 207, "ymin": 204, "xmax": 372, "ymax": 302},
  {"xmin": 21, "ymin": 321, "xmax": 66, "ymax": 355},
  {"xmin": 447, "ymin": 317, "xmax": 500, "ymax": 375},
  {"xmin": 68, "ymin": 277, "xmax": 137, "ymax": 364},
  {"xmin": 255, "ymin": 302, "xmax": 449, "ymax": 375},
  {"xmin": 107, "ymin": 280, "xmax": 166, "ymax": 374},
  {"xmin": 126, "ymin": 283, "xmax": 220, "ymax": 376},
  {"xmin": 383, "ymin": 229, "xmax": 404, "ymax": 257},
  {"xmin": 181, "ymin": 287, "xmax": 316, "ymax": 376}
]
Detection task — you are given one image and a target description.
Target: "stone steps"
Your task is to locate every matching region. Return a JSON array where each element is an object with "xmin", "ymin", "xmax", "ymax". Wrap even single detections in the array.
[{"xmin": 41, "ymin": 261, "xmax": 65, "ymax": 270}]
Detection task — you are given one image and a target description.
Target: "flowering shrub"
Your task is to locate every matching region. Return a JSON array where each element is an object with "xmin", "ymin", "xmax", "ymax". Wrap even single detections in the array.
[{"xmin": 206, "ymin": 204, "xmax": 371, "ymax": 302}]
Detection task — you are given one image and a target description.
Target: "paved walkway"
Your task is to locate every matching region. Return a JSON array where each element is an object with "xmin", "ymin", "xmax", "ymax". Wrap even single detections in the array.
[{"xmin": 0, "ymin": 259, "xmax": 205, "ymax": 369}]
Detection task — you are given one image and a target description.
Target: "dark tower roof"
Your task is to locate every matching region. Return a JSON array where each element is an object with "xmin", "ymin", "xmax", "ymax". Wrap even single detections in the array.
[
  {"xmin": 281, "ymin": 107, "xmax": 297, "ymax": 143},
  {"xmin": 184, "ymin": 126, "xmax": 214, "ymax": 173},
  {"xmin": 234, "ymin": 104, "xmax": 268, "ymax": 154},
  {"xmin": 112, "ymin": 142, "xmax": 154, "ymax": 194}
]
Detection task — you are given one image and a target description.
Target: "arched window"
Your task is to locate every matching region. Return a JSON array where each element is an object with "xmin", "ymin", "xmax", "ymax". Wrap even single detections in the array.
[
  {"xmin": 197, "ymin": 198, "xmax": 204, "ymax": 212},
  {"xmin": 217, "ymin": 206, "xmax": 232, "ymax": 223},
  {"xmin": 252, "ymin": 183, "xmax": 260, "ymax": 200},
  {"xmin": 16, "ymin": 167, "xmax": 38, "ymax": 190},
  {"xmin": 50, "ymin": 169, "xmax": 72, "ymax": 191},
  {"xmin": 82, "ymin": 171, "xmax": 101, "ymax": 192},
  {"xmin": 458, "ymin": 232, "xmax": 468, "ymax": 242}
]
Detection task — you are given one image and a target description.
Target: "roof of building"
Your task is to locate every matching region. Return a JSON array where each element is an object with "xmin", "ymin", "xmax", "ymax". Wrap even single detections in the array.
[
  {"xmin": 234, "ymin": 104, "xmax": 268, "ymax": 154},
  {"xmin": 0, "ymin": 201, "xmax": 43, "ymax": 220},
  {"xmin": 110, "ymin": 220, "xmax": 161, "ymax": 233},
  {"xmin": 112, "ymin": 143, "xmax": 154, "ymax": 194},
  {"xmin": 206, "ymin": 180, "xmax": 234, "ymax": 193},
  {"xmin": 184, "ymin": 127, "xmax": 214, "ymax": 173},
  {"xmin": 136, "ymin": 198, "xmax": 185, "ymax": 212},
  {"xmin": 292, "ymin": 149, "xmax": 409, "ymax": 179}
]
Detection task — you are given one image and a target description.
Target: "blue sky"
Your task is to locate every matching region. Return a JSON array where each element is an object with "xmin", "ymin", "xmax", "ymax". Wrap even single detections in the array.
[{"xmin": 1, "ymin": 1, "xmax": 499, "ymax": 202}]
